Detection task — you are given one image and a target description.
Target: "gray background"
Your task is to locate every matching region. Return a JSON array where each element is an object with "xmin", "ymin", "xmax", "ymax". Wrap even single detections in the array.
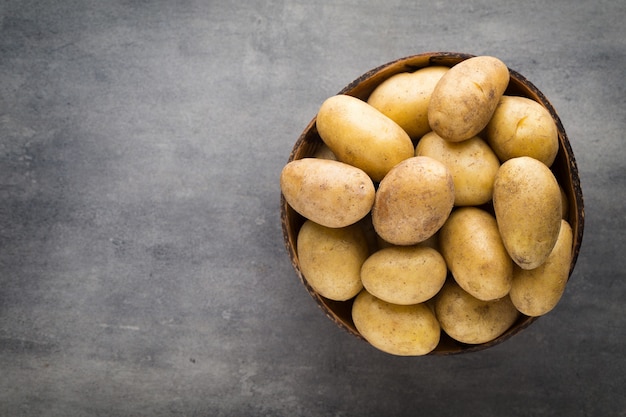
[{"xmin": 1, "ymin": 0, "xmax": 624, "ymax": 416}]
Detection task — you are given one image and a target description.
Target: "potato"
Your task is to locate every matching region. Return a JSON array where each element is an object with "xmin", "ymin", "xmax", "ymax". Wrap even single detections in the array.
[
  {"xmin": 352, "ymin": 290, "xmax": 440, "ymax": 356},
  {"xmin": 316, "ymin": 94, "xmax": 414, "ymax": 182},
  {"xmin": 367, "ymin": 66, "xmax": 449, "ymax": 140},
  {"xmin": 493, "ymin": 156, "xmax": 562, "ymax": 270},
  {"xmin": 280, "ymin": 158, "xmax": 375, "ymax": 228},
  {"xmin": 509, "ymin": 220, "xmax": 573, "ymax": 316},
  {"xmin": 435, "ymin": 280, "xmax": 519, "ymax": 345},
  {"xmin": 485, "ymin": 95, "xmax": 559, "ymax": 167},
  {"xmin": 360, "ymin": 245, "xmax": 447, "ymax": 305},
  {"xmin": 372, "ymin": 156, "xmax": 455, "ymax": 245},
  {"xmin": 428, "ymin": 56, "xmax": 509, "ymax": 142},
  {"xmin": 297, "ymin": 220, "xmax": 369, "ymax": 301},
  {"xmin": 439, "ymin": 207, "xmax": 513, "ymax": 301},
  {"xmin": 415, "ymin": 132, "xmax": 500, "ymax": 206}
]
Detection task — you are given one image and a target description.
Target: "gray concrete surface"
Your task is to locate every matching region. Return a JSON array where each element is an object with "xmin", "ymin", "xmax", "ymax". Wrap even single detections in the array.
[{"xmin": 1, "ymin": 0, "xmax": 624, "ymax": 416}]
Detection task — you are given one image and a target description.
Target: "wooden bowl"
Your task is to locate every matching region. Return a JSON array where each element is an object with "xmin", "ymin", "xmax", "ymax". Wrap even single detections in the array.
[{"xmin": 281, "ymin": 52, "xmax": 585, "ymax": 355}]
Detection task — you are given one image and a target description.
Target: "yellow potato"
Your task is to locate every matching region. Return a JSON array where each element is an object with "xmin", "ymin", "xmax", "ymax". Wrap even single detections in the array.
[
  {"xmin": 280, "ymin": 158, "xmax": 375, "ymax": 228},
  {"xmin": 439, "ymin": 207, "xmax": 513, "ymax": 301},
  {"xmin": 360, "ymin": 245, "xmax": 447, "ymax": 305},
  {"xmin": 372, "ymin": 156, "xmax": 455, "ymax": 245},
  {"xmin": 415, "ymin": 132, "xmax": 500, "ymax": 206},
  {"xmin": 493, "ymin": 156, "xmax": 562, "ymax": 270},
  {"xmin": 428, "ymin": 56, "xmax": 510, "ymax": 142},
  {"xmin": 316, "ymin": 94, "xmax": 414, "ymax": 182},
  {"xmin": 352, "ymin": 290, "xmax": 441, "ymax": 356},
  {"xmin": 435, "ymin": 280, "xmax": 519, "ymax": 345},
  {"xmin": 297, "ymin": 220, "xmax": 369, "ymax": 301},
  {"xmin": 485, "ymin": 95, "xmax": 559, "ymax": 167},
  {"xmin": 509, "ymin": 220, "xmax": 573, "ymax": 316},
  {"xmin": 367, "ymin": 66, "xmax": 449, "ymax": 140}
]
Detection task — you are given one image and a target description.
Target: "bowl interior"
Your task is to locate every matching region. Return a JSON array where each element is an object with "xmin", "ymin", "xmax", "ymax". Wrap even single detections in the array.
[{"xmin": 281, "ymin": 52, "xmax": 584, "ymax": 355}]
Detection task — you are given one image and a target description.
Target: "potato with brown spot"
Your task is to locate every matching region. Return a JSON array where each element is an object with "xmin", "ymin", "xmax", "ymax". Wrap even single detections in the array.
[
  {"xmin": 297, "ymin": 220, "xmax": 369, "ymax": 301},
  {"xmin": 435, "ymin": 280, "xmax": 519, "ymax": 345},
  {"xmin": 428, "ymin": 56, "xmax": 509, "ymax": 142},
  {"xmin": 493, "ymin": 156, "xmax": 562, "ymax": 270},
  {"xmin": 352, "ymin": 290, "xmax": 441, "ymax": 356},
  {"xmin": 439, "ymin": 207, "xmax": 513, "ymax": 301},
  {"xmin": 280, "ymin": 158, "xmax": 375, "ymax": 228},
  {"xmin": 372, "ymin": 156, "xmax": 455, "ymax": 246}
]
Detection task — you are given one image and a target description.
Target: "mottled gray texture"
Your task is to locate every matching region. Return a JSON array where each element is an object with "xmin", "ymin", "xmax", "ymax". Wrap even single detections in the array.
[{"xmin": 0, "ymin": 0, "xmax": 624, "ymax": 416}]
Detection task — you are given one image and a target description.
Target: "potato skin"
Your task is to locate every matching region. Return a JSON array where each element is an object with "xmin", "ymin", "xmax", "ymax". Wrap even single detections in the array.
[
  {"xmin": 416, "ymin": 132, "xmax": 500, "ymax": 206},
  {"xmin": 367, "ymin": 66, "xmax": 449, "ymax": 140},
  {"xmin": 352, "ymin": 290, "xmax": 441, "ymax": 356},
  {"xmin": 509, "ymin": 220, "xmax": 573, "ymax": 316},
  {"xmin": 316, "ymin": 94, "xmax": 414, "ymax": 182},
  {"xmin": 493, "ymin": 156, "xmax": 562, "ymax": 270},
  {"xmin": 428, "ymin": 56, "xmax": 509, "ymax": 142},
  {"xmin": 435, "ymin": 280, "xmax": 519, "ymax": 345},
  {"xmin": 280, "ymin": 158, "xmax": 375, "ymax": 228},
  {"xmin": 440, "ymin": 207, "xmax": 513, "ymax": 301},
  {"xmin": 297, "ymin": 220, "xmax": 369, "ymax": 301},
  {"xmin": 360, "ymin": 245, "xmax": 447, "ymax": 305},
  {"xmin": 485, "ymin": 96, "xmax": 559, "ymax": 167},
  {"xmin": 372, "ymin": 156, "xmax": 455, "ymax": 246}
]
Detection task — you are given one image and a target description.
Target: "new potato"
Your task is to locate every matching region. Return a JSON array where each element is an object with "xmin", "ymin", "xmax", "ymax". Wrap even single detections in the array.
[
  {"xmin": 440, "ymin": 207, "xmax": 513, "ymax": 301},
  {"xmin": 416, "ymin": 132, "xmax": 500, "ymax": 206},
  {"xmin": 360, "ymin": 245, "xmax": 447, "ymax": 305},
  {"xmin": 372, "ymin": 156, "xmax": 455, "ymax": 246},
  {"xmin": 493, "ymin": 156, "xmax": 562, "ymax": 270},
  {"xmin": 280, "ymin": 158, "xmax": 375, "ymax": 228},
  {"xmin": 428, "ymin": 56, "xmax": 510, "ymax": 142},
  {"xmin": 316, "ymin": 94, "xmax": 414, "ymax": 182},
  {"xmin": 435, "ymin": 280, "xmax": 519, "ymax": 345},
  {"xmin": 510, "ymin": 220, "xmax": 573, "ymax": 316},
  {"xmin": 485, "ymin": 95, "xmax": 559, "ymax": 167},
  {"xmin": 367, "ymin": 66, "xmax": 449, "ymax": 140},
  {"xmin": 352, "ymin": 290, "xmax": 441, "ymax": 356},
  {"xmin": 297, "ymin": 220, "xmax": 369, "ymax": 301}
]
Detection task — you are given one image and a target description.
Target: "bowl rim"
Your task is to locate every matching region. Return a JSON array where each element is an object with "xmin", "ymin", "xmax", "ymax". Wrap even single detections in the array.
[{"xmin": 281, "ymin": 51, "xmax": 585, "ymax": 356}]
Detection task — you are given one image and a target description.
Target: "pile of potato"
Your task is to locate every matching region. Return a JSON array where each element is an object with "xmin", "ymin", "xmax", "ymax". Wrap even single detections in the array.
[{"xmin": 280, "ymin": 56, "xmax": 573, "ymax": 356}]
